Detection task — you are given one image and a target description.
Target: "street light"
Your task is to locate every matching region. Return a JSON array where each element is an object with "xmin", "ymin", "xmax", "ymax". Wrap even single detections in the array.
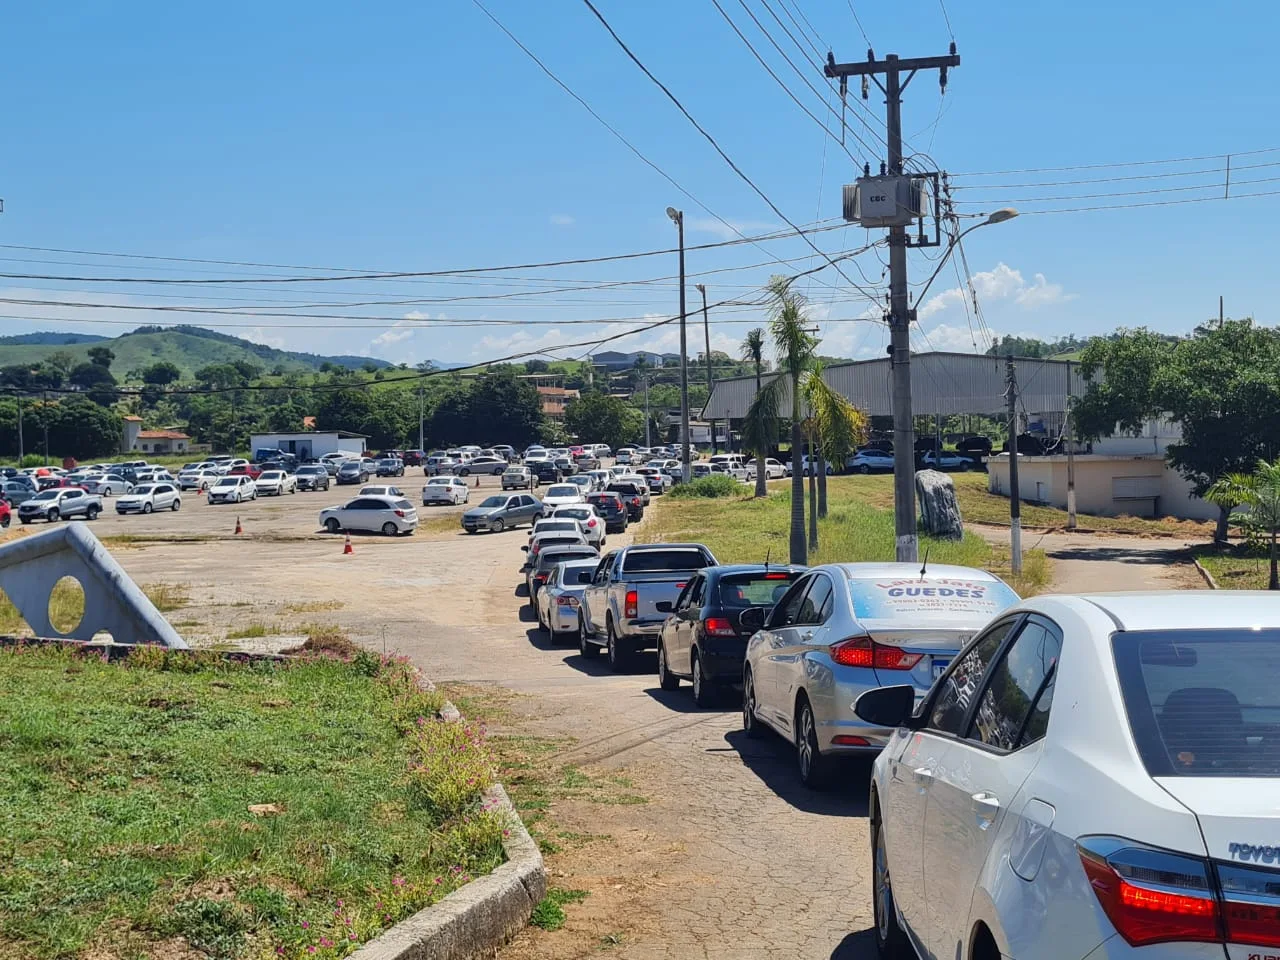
[
  {"xmin": 667, "ymin": 206, "xmax": 691, "ymax": 482},
  {"xmin": 914, "ymin": 208, "xmax": 1019, "ymax": 306}
]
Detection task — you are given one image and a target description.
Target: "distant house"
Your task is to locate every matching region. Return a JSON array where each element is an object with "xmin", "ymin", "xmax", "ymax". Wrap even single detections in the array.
[
  {"xmin": 249, "ymin": 431, "xmax": 366, "ymax": 460},
  {"xmin": 134, "ymin": 430, "xmax": 191, "ymax": 455},
  {"xmin": 537, "ymin": 385, "xmax": 579, "ymax": 420},
  {"xmin": 121, "ymin": 416, "xmax": 143, "ymax": 453},
  {"xmin": 591, "ymin": 350, "xmax": 665, "ymax": 371}
]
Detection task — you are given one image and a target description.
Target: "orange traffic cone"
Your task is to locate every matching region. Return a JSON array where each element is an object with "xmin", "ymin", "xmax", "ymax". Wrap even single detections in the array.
[
  {"xmin": 234, "ymin": 516, "xmax": 242, "ymax": 535},
  {"xmin": 343, "ymin": 534, "xmax": 353, "ymax": 555}
]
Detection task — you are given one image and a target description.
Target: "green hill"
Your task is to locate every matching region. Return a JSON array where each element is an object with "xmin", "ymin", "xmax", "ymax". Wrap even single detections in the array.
[{"xmin": 0, "ymin": 326, "xmax": 391, "ymax": 379}]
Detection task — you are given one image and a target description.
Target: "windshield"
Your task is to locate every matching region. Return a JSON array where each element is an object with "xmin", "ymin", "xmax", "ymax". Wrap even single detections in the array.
[
  {"xmin": 546, "ymin": 485, "xmax": 578, "ymax": 497},
  {"xmin": 535, "ymin": 521, "xmax": 578, "ymax": 534},
  {"xmin": 478, "ymin": 496, "xmax": 509, "ymax": 508},
  {"xmin": 620, "ymin": 548, "xmax": 712, "ymax": 574},
  {"xmin": 718, "ymin": 572, "xmax": 802, "ymax": 607},
  {"xmin": 426, "ymin": 477, "xmax": 451, "ymax": 485},
  {"xmin": 1114, "ymin": 628, "xmax": 1280, "ymax": 777},
  {"xmin": 132, "ymin": 485, "xmax": 155, "ymax": 495},
  {"xmin": 214, "ymin": 478, "xmax": 236, "ymax": 486},
  {"xmin": 299, "ymin": 466, "xmax": 323, "ymax": 474},
  {"xmin": 379, "ymin": 459, "xmax": 397, "ymax": 466},
  {"xmin": 261, "ymin": 472, "xmax": 282, "ymax": 480},
  {"xmin": 33, "ymin": 491, "xmax": 59, "ymax": 500},
  {"xmin": 556, "ymin": 508, "xmax": 591, "ymax": 520},
  {"xmin": 538, "ymin": 550, "xmax": 597, "ymax": 567}
]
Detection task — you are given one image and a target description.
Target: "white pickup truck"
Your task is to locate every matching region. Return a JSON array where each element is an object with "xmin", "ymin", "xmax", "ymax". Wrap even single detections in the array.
[{"xmin": 578, "ymin": 542, "xmax": 717, "ymax": 671}]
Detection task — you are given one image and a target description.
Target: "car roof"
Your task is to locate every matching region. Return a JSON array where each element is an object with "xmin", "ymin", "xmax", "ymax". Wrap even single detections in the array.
[
  {"xmin": 1023, "ymin": 591, "xmax": 1280, "ymax": 633},
  {"xmin": 702, "ymin": 563, "xmax": 807, "ymax": 578},
  {"xmin": 830, "ymin": 561, "xmax": 1006, "ymax": 583},
  {"xmin": 351, "ymin": 494, "xmax": 404, "ymax": 503}
]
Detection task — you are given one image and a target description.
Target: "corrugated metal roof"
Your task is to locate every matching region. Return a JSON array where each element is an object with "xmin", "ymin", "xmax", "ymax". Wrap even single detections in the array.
[{"xmin": 702, "ymin": 351, "xmax": 1088, "ymax": 419}]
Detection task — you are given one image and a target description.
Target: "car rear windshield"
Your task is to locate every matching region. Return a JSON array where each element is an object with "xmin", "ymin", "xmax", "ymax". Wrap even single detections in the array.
[
  {"xmin": 718, "ymin": 572, "xmax": 803, "ymax": 607},
  {"xmin": 394, "ymin": 499, "xmax": 413, "ymax": 510},
  {"xmin": 546, "ymin": 485, "xmax": 578, "ymax": 497},
  {"xmin": 1113, "ymin": 628, "xmax": 1280, "ymax": 777},
  {"xmin": 620, "ymin": 548, "xmax": 711, "ymax": 574},
  {"xmin": 540, "ymin": 550, "xmax": 596, "ymax": 566}
]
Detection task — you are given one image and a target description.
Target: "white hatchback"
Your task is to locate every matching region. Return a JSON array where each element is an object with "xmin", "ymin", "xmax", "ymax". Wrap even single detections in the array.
[
  {"xmin": 319, "ymin": 494, "xmax": 418, "ymax": 536},
  {"xmin": 115, "ymin": 482, "xmax": 181, "ymax": 514},
  {"xmin": 540, "ymin": 483, "xmax": 586, "ymax": 514},
  {"xmin": 860, "ymin": 591, "xmax": 1280, "ymax": 960},
  {"xmin": 421, "ymin": 477, "xmax": 470, "ymax": 505}
]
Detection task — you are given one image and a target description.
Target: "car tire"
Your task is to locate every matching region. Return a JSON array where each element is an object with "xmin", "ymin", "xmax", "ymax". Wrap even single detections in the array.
[
  {"xmin": 324, "ymin": 518, "xmax": 341, "ymax": 534},
  {"xmin": 103, "ymin": 488, "xmax": 112, "ymax": 497},
  {"xmin": 490, "ymin": 517, "xmax": 504, "ymax": 533},
  {"xmin": 859, "ymin": 465, "xmax": 870, "ymax": 474},
  {"xmin": 657, "ymin": 639, "xmax": 680, "ymax": 690},
  {"xmin": 959, "ymin": 461, "xmax": 970, "ymax": 471},
  {"xmin": 86, "ymin": 505, "xmax": 100, "ymax": 521},
  {"xmin": 605, "ymin": 619, "xmax": 630, "ymax": 672},
  {"xmin": 578, "ymin": 617, "xmax": 597, "ymax": 658},
  {"xmin": 47, "ymin": 508, "xmax": 59, "ymax": 523},
  {"xmin": 742, "ymin": 668, "xmax": 764, "ymax": 738},
  {"xmin": 0, "ymin": 515, "xmax": 8, "ymax": 528},
  {"xmin": 872, "ymin": 811, "xmax": 912, "ymax": 958},
  {"xmin": 458, "ymin": 468, "xmax": 470, "ymax": 477},
  {"xmin": 796, "ymin": 696, "xmax": 832, "ymax": 789},
  {"xmin": 381, "ymin": 522, "xmax": 398, "ymax": 536},
  {"xmin": 20, "ymin": 518, "xmax": 30, "ymax": 524},
  {"xmin": 142, "ymin": 502, "xmax": 153, "ymax": 514},
  {"xmin": 691, "ymin": 652, "xmax": 716, "ymax": 708},
  {"xmin": 172, "ymin": 499, "xmax": 181, "ymax": 511}
]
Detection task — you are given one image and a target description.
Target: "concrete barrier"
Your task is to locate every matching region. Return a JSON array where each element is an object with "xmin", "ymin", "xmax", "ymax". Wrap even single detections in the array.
[{"xmin": 0, "ymin": 523, "xmax": 187, "ymax": 647}]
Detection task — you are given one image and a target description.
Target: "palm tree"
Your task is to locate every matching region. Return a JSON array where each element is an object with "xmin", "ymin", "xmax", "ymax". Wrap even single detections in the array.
[
  {"xmin": 740, "ymin": 328, "xmax": 769, "ymax": 499},
  {"xmin": 1204, "ymin": 470, "xmax": 1253, "ymax": 544},
  {"xmin": 803, "ymin": 360, "xmax": 868, "ymax": 521},
  {"xmin": 1207, "ymin": 462, "xmax": 1280, "ymax": 589}
]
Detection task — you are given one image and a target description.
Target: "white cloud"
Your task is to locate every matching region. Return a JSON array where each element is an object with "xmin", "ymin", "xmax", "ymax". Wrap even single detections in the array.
[
  {"xmin": 686, "ymin": 218, "xmax": 778, "ymax": 240},
  {"xmin": 1015, "ymin": 272, "xmax": 1070, "ymax": 308},
  {"xmin": 243, "ymin": 327, "xmax": 285, "ymax": 349},
  {"xmin": 917, "ymin": 262, "xmax": 1073, "ymax": 322},
  {"xmin": 549, "ymin": 214, "xmax": 575, "ymax": 226}
]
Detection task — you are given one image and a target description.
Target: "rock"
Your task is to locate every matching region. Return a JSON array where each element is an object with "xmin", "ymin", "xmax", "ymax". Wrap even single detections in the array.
[{"xmin": 916, "ymin": 469, "xmax": 963, "ymax": 541}]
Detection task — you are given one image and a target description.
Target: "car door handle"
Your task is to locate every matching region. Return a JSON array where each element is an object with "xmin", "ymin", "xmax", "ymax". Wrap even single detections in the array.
[
  {"xmin": 971, "ymin": 792, "xmax": 1000, "ymax": 823},
  {"xmin": 799, "ymin": 631, "xmax": 814, "ymax": 643},
  {"xmin": 911, "ymin": 766, "xmax": 934, "ymax": 785}
]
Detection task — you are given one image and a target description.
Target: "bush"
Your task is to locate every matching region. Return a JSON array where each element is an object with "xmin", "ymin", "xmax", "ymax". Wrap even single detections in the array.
[{"xmin": 667, "ymin": 474, "xmax": 744, "ymax": 499}]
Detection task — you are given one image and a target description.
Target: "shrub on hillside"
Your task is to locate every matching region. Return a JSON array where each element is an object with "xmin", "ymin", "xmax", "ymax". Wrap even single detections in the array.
[{"xmin": 667, "ymin": 474, "xmax": 744, "ymax": 499}]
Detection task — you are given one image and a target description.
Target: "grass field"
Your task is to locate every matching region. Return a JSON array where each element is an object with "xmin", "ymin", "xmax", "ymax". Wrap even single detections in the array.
[
  {"xmin": 1194, "ymin": 545, "xmax": 1277, "ymax": 591},
  {"xmin": 0, "ymin": 645, "xmax": 505, "ymax": 960},
  {"xmin": 637, "ymin": 476, "xmax": 1051, "ymax": 596}
]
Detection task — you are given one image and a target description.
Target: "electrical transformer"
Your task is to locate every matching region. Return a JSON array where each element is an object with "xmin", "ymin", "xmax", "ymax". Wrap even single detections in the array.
[{"xmin": 842, "ymin": 175, "xmax": 928, "ymax": 228}]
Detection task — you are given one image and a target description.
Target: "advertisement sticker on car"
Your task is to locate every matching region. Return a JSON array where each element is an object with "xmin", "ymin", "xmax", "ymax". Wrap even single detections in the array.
[{"xmin": 849, "ymin": 577, "xmax": 1020, "ymax": 623}]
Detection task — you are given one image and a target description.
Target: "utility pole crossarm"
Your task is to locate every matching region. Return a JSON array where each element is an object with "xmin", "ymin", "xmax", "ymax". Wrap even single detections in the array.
[{"xmin": 824, "ymin": 52, "xmax": 959, "ymax": 78}]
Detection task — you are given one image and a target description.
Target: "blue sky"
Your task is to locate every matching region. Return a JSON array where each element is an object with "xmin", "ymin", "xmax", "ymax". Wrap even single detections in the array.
[{"xmin": 2, "ymin": 1, "xmax": 1277, "ymax": 366}]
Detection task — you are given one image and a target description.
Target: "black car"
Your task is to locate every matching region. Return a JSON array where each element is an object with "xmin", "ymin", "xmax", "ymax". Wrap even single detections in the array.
[
  {"xmin": 585, "ymin": 492, "xmax": 629, "ymax": 533},
  {"xmin": 656, "ymin": 564, "xmax": 807, "ymax": 706},
  {"xmin": 532, "ymin": 461, "xmax": 563, "ymax": 484},
  {"xmin": 604, "ymin": 481, "xmax": 645, "ymax": 521}
]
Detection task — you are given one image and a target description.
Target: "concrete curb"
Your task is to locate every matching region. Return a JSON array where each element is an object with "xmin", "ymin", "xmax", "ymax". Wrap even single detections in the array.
[
  {"xmin": 349, "ymin": 699, "xmax": 546, "ymax": 960},
  {"xmin": 1193, "ymin": 557, "xmax": 1219, "ymax": 589}
]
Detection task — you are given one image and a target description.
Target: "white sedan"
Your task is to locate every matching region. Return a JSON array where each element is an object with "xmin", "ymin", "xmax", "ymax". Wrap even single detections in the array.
[
  {"xmin": 207, "ymin": 476, "xmax": 257, "ymax": 504},
  {"xmin": 745, "ymin": 458, "xmax": 786, "ymax": 480},
  {"xmin": 860, "ymin": 590, "xmax": 1280, "ymax": 960},
  {"xmin": 320, "ymin": 494, "xmax": 418, "ymax": 536},
  {"xmin": 540, "ymin": 483, "xmax": 586, "ymax": 514},
  {"xmin": 178, "ymin": 469, "xmax": 219, "ymax": 492},
  {"xmin": 81, "ymin": 473, "xmax": 132, "ymax": 496},
  {"xmin": 115, "ymin": 482, "xmax": 181, "ymax": 514},
  {"xmin": 256, "ymin": 470, "xmax": 298, "ymax": 496},
  {"xmin": 550, "ymin": 504, "xmax": 605, "ymax": 548},
  {"xmin": 422, "ymin": 477, "xmax": 470, "ymax": 506}
]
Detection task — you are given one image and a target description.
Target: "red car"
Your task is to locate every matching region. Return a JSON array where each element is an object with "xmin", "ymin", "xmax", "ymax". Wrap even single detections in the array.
[
  {"xmin": 229, "ymin": 463, "xmax": 263, "ymax": 480},
  {"xmin": 0, "ymin": 499, "xmax": 10, "ymax": 528}
]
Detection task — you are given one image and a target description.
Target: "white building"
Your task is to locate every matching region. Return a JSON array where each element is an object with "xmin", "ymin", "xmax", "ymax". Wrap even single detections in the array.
[{"xmin": 249, "ymin": 431, "xmax": 367, "ymax": 461}]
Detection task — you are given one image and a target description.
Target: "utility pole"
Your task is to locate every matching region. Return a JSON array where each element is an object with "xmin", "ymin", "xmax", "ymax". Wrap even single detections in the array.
[
  {"xmin": 1005, "ymin": 355, "xmax": 1022, "ymax": 575},
  {"xmin": 695, "ymin": 283, "xmax": 715, "ymax": 454},
  {"xmin": 42, "ymin": 390, "xmax": 49, "ymax": 467},
  {"xmin": 643, "ymin": 374, "xmax": 652, "ymax": 448},
  {"xmin": 1220, "ymin": 295, "xmax": 1225, "ymax": 329},
  {"xmin": 826, "ymin": 46, "xmax": 959, "ymax": 562},
  {"xmin": 667, "ymin": 206, "xmax": 692, "ymax": 482},
  {"xmin": 16, "ymin": 395, "xmax": 23, "ymax": 465},
  {"xmin": 1065, "ymin": 360, "xmax": 1077, "ymax": 531},
  {"xmin": 417, "ymin": 383, "xmax": 425, "ymax": 452}
]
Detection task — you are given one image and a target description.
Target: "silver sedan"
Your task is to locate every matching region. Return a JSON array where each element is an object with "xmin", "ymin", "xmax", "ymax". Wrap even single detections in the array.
[
  {"xmin": 81, "ymin": 473, "xmax": 132, "ymax": 496},
  {"xmin": 741, "ymin": 562, "xmax": 1020, "ymax": 788}
]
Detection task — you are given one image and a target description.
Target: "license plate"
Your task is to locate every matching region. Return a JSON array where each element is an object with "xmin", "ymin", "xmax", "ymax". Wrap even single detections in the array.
[{"xmin": 931, "ymin": 659, "xmax": 951, "ymax": 680}]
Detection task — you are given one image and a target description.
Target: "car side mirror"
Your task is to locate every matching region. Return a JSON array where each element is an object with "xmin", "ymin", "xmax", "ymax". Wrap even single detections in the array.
[
  {"xmin": 853, "ymin": 685, "xmax": 918, "ymax": 729},
  {"xmin": 739, "ymin": 606, "xmax": 768, "ymax": 633},
  {"xmin": 520, "ymin": 544, "xmax": 529, "ymax": 552},
  {"xmin": 655, "ymin": 600, "xmax": 673, "ymax": 613}
]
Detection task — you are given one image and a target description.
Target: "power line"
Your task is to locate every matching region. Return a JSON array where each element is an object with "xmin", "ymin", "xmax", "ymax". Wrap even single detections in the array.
[
  {"xmin": 937, "ymin": 0, "xmax": 955, "ymax": 41},
  {"xmin": 1006, "ymin": 186, "xmax": 1280, "ymax": 216},
  {"xmin": 844, "ymin": 0, "xmax": 873, "ymax": 48},
  {"xmin": 950, "ymin": 145, "xmax": 1280, "ymax": 178},
  {"xmin": 579, "ymin": 0, "xmax": 884, "ymax": 302},
  {"xmin": 950, "ymin": 158, "xmax": 1280, "ymax": 190},
  {"xmin": 953, "ymin": 173, "xmax": 1280, "ymax": 205}
]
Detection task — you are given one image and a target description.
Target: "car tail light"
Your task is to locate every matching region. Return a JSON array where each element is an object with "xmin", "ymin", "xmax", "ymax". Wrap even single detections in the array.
[
  {"xmin": 764, "ymin": 572, "xmax": 790, "ymax": 580},
  {"xmin": 625, "ymin": 590, "xmax": 638, "ymax": 618},
  {"xmin": 587, "ymin": 519, "xmax": 597, "ymax": 528},
  {"xmin": 556, "ymin": 595, "xmax": 580, "ymax": 607},
  {"xmin": 394, "ymin": 509, "xmax": 406, "ymax": 517},
  {"xmin": 534, "ymin": 573, "xmax": 548, "ymax": 584},
  {"xmin": 831, "ymin": 735, "xmax": 870, "ymax": 746},
  {"xmin": 1077, "ymin": 839, "xmax": 1220, "ymax": 947},
  {"xmin": 703, "ymin": 617, "xmax": 736, "ymax": 637},
  {"xmin": 1218, "ymin": 864, "xmax": 1280, "ymax": 947},
  {"xmin": 829, "ymin": 638, "xmax": 924, "ymax": 670},
  {"xmin": 631, "ymin": 496, "xmax": 640, "ymax": 506}
]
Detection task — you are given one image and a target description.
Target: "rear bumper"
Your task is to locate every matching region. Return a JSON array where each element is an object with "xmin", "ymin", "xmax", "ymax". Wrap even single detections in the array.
[{"xmin": 697, "ymin": 640, "xmax": 748, "ymax": 684}]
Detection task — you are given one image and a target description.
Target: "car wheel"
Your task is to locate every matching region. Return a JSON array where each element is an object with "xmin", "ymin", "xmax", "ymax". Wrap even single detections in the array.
[
  {"xmin": 490, "ymin": 517, "xmax": 504, "ymax": 533},
  {"xmin": 0, "ymin": 515, "xmax": 8, "ymax": 528},
  {"xmin": 47, "ymin": 508, "xmax": 59, "ymax": 523},
  {"xmin": 578, "ymin": 617, "xmax": 597, "ymax": 658},
  {"xmin": 381, "ymin": 521, "xmax": 398, "ymax": 536},
  {"xmin": 859, "ymin": 465, "xmax": 870, "ymax": 474},
  {"xmin": 657, "ymin": 639, "xmax": 680, "ymax": 690},
  {"xmin": 458, "ymin": 468, "xmax": 470, "ymax": 477},
  {"xmin": 796, "ymin": 697, "xmax": 832, "ymax": 789},
  {"xmin": 102, "ymin": 488, "xmax": 112, "ymax": 497},
  {"xmin": 691, "ymin": 652, "xmax": 717, "ymax": 707},
  {"xmin": 20, "ymin": 518, "xmax": 30, "ymax": 524},
  {"xmin": 959, "ymin": 461, "xmax": 970, "ymax": 472},
  {"xmin": 606, "ymin": 619, "xmax": 630, "ymax": 672},
  {"xmin": 172, "ymin": 499, "xmax": 181, "ymax": 511},
  {"xmin": 324, "ymin": 518, "xmax": 341, "ymax": 534},
  {"xmin": 142, "ymin": 502, "xmax": 153, "ymax": 514},
  {"xmin": 742, "ymin": 669, "xmax": 764, "ymax": 738},
  {"xmin": 872, "ymin": 811, "xmax": 912, "ymax": 958},
  {"xmin": 86, "ymin": 505, "xmax": 100, "ymax": 521}
]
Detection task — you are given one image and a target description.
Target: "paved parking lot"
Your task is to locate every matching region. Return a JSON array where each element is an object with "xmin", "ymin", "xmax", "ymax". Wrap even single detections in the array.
[{"xmin": 33, "ymin": 469, "xmax": 877, "ymax": 959}]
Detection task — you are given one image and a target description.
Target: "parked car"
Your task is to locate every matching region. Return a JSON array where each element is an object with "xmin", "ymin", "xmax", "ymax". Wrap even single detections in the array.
[
  {"xmin": 526, "ymin": 517, "xmax": 584, "ymax": 546},
  {"xmin": 491, "ymin": 444, "xmax": 516, "ymax": 461},
  {"xmin": 0, "ymin": 480, "xmax": 37, "ymax": 506},
  {"xmin": 207, "ymin": 475, "xmax": 257, "ymax": 504},
  {"xmin": 615, "ymin": 474, "xmax": 651, "ymax": 505},
  {"xmin": 554, "ymin": 457, "xmax": 578, "ymax": 477},
  {"xmin": 955, "ymin": 435, "xmax": 994, "ymax": 457},
  {"xmin": 745, "ymin": 458, "xmax": 787, "ymax": 480},
  {"xmin": 604, "ymin": 481, "xmax": 646, "ymax": 521},
  {"xmin": 535, "ymin": 558, "xmax": 600, "ymax": 644},
  {"xmin": 460, "ymin": 494, "xmax": 542, "ymax": 533},
  {"xmin": 115, "ymin": 482, "xmax": 181, "ymax": 514},
  {"xmin": 80, "ymin": 473, "xmax": 132, "ymax": 496},
  {"xmin": 523, "ymin": 527, "xmax": 590, "ymax": 580},
  {"xmin": 502, "ymin": 466, "xmax": 537, "ymax": 491},
  {"xmin": 740, "ymin": 562, "xmax": 1020, "ymax": 788},
  {"xmin": 257, "ymin": 470, "xmax": 298, "ymax": 495},
  {"xmin": 549, "ymin": 504, "xmax": 606, "ymax": 548},
  {"xmin": 584, "ymin": 492, "xmax": 629, "ymax": 534},
  {"xmin": 375, "ymin": 457, "xmax": 405, "ymax": 478},
  {"xmin": 848, "ymin": 448, "xmax": 896, "ymax": 473},
  {"xmin": 857, "ymin": 591, "xmax": 1280, "ymax": 960},
  {"xmin": 635, "ymin": 467, "xmax": 671, "ymax": 494},
  {"xmin": 18, "ymin": 488, "xmax": 102, "ymax": 523},
  {"xmin": 178, "ymin": 469, "xmax": 219, "ymax": 492},
  {"xmin": 320, "ymin": 495, "xmax": 418, "ymax": 536},
  {"xmin": 336, "ymin": 460, "xmax": 371, "ymax": 485},
  {"xmin": 359, "ymin": 485, "xmax": 404, "ymax": 498},
  {"xmin": 0, "ymin": 499, "xmax": 9, "ymax": 528},
  {"xmin": 458, "ymin": 456, "xmax": 508, "ymax": 477},
  {"xmin": 586, "ymin": 469, "xmax": 611, "ymax": 490},
  {"xmin": 526, "ymin": 542, "xmax": 599, "ymax": 606},
  {"xmin": 422, "ymin": 477, "xmax": 470, "ymax": 506},
  {"xmin": 920, "ymin": 449, "xmax": 973, "ymax": 471},
  {"xmin": 294, "ymin": 464, "xmax": 331, "ymax": 491},
  {"xmin": 574, "ymin": 453, "xmax": 601, "ymax": 471},
  {"xmin": 423, "ymin": 455, "xmax": 459, "ymax": 477},
  {"xmin": 579, "ymin": 543, "xmax": 719, "ymax": 670},
  {"xmin": 532, "ymin": 460, "xmax": 564, "ymax": 485},
  {"xmin": 658, "ymin": 564, "xmax": 807, "ymax": 706},
  {"xmin": 799, "ymin": 454, "xmax": 835, "ymax": 476}
]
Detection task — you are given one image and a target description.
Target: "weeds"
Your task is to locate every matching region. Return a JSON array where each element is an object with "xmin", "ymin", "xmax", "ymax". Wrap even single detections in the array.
[
  {"xmin": 224, "ymin": 621, "xmax": 279, "ymax": 640},
  {"xmin": 530, "ymin": 888, "xmax": 588, "ymax": 931},
  {"xmin": 142, "ymin": 582, "xmax": 191, "ymax": 613},
  {"xmin": 666, "ymin": 475, "xmax": 745, "ymax": 499}
]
